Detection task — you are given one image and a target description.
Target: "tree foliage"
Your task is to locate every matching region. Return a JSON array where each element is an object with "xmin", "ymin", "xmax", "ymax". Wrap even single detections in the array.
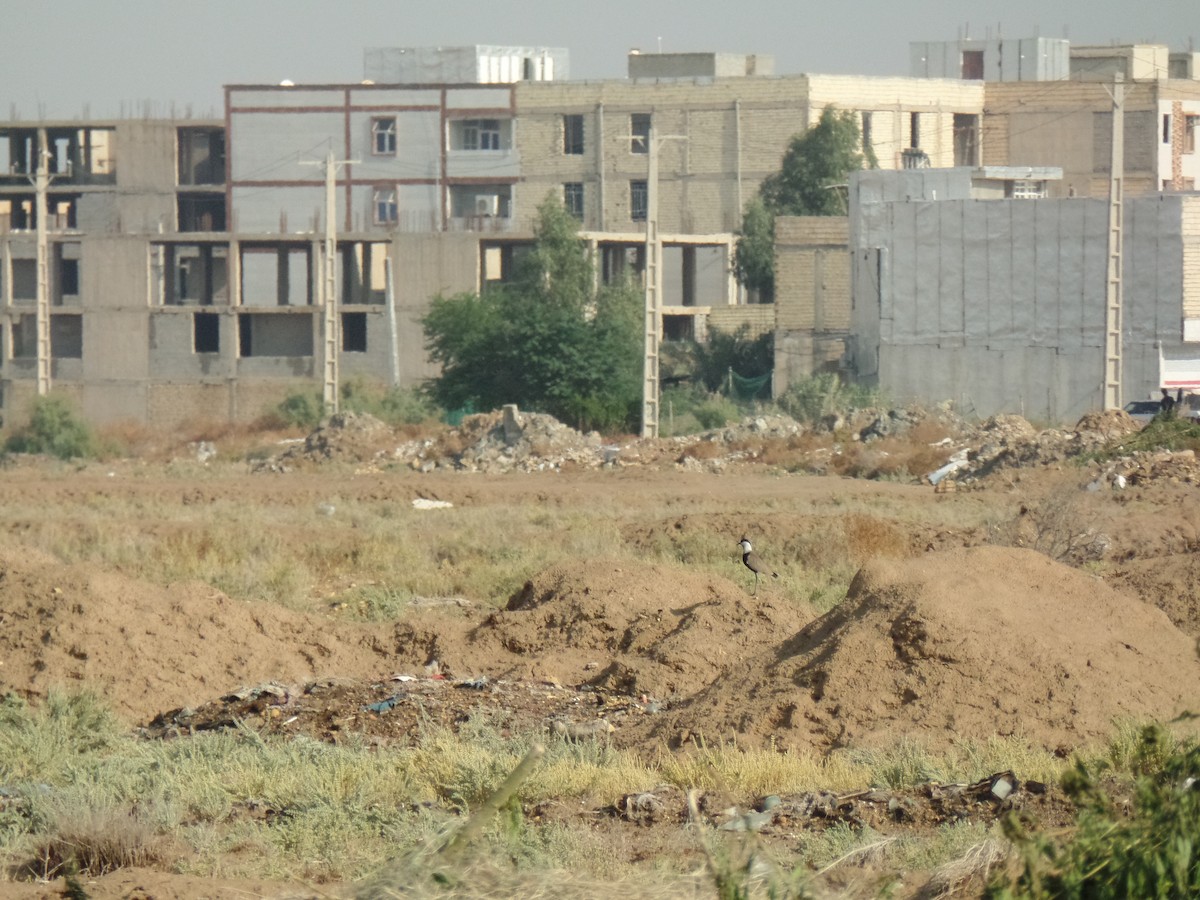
[
  {"xmin": 735, "ymin": 106, "xmax": 865, "ymax": 297},
  {"xmin": 423, "ymin": 195, "xmax": 643, "ymax": 432},
  {"xmin": 4, "ymin": 394, "xmax": 97, "ymax": 459},
  {"xmin": 690, "ymin": 325, "xmax": 774, "ymax": 394}
]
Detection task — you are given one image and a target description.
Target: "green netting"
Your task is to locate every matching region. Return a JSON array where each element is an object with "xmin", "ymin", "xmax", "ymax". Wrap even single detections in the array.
[
  {"xmin": 443, "ymin": 402, "xmax": 476, "ymax": 427},
  {"xmin": 729, "ymin": 370, "xmax": 772, "ymax": 400}
]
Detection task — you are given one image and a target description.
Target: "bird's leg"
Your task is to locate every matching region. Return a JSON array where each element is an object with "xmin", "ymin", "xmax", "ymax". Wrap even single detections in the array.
[{"xmin": 752, "ymin": 572, "xmax": 759, "ymax": 596}]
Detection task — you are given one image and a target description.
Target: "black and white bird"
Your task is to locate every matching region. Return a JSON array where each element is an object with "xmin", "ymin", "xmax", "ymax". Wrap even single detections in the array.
[{"xmin": 738, "ymin": 537, "xmax": 778, "ymax": 595}]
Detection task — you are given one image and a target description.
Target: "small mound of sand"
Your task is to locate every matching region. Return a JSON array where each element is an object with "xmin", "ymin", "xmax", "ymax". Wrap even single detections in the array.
[
  {"xmin": 463, "ymin": 558, "xmax": 813, "ymax": 698},
  {"xmin": 0, "ymin": 546, "xmax": 392, "ymax": 723},
  {"xmin": 648, "ymin": 546, "xmax": 1200, "ymax": 753}
]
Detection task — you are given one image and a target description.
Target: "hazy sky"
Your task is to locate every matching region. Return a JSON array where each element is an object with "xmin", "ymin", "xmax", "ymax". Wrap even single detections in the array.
[{"xmin": 3, "ymin": 0, "xmax": 1197, "ymax": 119}]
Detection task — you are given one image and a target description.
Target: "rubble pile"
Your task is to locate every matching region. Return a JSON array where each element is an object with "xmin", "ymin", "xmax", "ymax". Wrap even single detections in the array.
[
  {"xmin": 942, "ymin": 409, "xmax": 1145, "ymax": 486},
  {"xmin": 1094, "ymin": 448, "xmax": 1200, "ymax": 487},
  {"xmin": 253, "ymin": 412, "xmax": 395, "ymax": 472},
  {"xmin": 394, "ymin": 405, "xmax": 614, "ymax": 473}
]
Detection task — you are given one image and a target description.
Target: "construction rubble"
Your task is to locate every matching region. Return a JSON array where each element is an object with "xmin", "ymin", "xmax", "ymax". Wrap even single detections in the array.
[{"xmin": 252, "ymin": 402, "xmax": 1200, "ymax": 488}]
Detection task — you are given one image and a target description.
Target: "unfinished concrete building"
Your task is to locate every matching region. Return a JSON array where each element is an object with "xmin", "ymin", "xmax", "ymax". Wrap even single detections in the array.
[{"xmin": 848, "ymin": 168, "xmax": 1200, "ymax": 423}]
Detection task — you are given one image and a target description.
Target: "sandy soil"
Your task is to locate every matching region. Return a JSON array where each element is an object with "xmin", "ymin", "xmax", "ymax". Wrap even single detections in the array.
[{"xmin": 1, "ymin": 448, "xmax": 1198, "ymax": 898}]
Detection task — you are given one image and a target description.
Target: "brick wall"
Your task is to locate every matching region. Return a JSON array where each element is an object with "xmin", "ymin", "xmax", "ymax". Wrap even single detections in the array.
[{"xmin": 1184, "ymin": 196, "xmax": 1200, "ymax": 321}]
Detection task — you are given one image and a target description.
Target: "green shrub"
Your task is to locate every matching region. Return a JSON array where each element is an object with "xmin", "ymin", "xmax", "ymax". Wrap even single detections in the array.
[
  {"xmin": 3, "ymin": 394, "xmax": 96, "ymax": 459},
  {"xmin": 275, "ymin": 390, "xmax": 324, "ymax": 430},
  {"xmin": 693, "ymin": 395, "xmax": 741, "ymax": 430},
  {"xmin": 988, "ymin": 725, "xmax": 1199, "ymax": 899},
  {"xmin": 776, "ymin": 373, "xmax": 880, "ymax": 426}
]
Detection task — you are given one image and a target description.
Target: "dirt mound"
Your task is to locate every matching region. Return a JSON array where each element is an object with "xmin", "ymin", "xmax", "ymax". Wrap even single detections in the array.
[
  {"xmin": 458, "ymin": 558, "xmax": 813, "ymax": 699},
  {"xmin": 1107, "ymin": 553, "xmax": 1200, "ymax": 638},
  {"xmin": 0, "ymin": 544, "xmax": 394, "ymax": 723},
  {"xmin": 645, "ymin": 546, "xmax": 1200, "ymax": 753}
]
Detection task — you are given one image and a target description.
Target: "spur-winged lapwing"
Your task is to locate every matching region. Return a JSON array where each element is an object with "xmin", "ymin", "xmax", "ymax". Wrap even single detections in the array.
[{"xmin": 738, "ymin": 537, "xmax": 778, "ymax": 595}]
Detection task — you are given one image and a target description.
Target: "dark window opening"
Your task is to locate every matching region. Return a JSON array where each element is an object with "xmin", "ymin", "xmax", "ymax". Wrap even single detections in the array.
[
  {"xmin": 953, "ymin": 114, "xmax": 979, "ymax": 167},
  {"xmin": 961, "ymin": 50, "xmax": 984, "ymax": 80},
  {"xmin": 342, "ymin": 312, "xmax": 367, "ymax": 352},
  {"xmin": 340, "ymin": 242, "xmax": 390, "ymax": 304},
  {"xmin": 563, "ymin": 114, "xmax": 584, "ymax": 155},
  {"xmin": 630, "ymin": 180, "xmax": 648, "ymax": 221},
  {"xmin": 563, "ymin": 182, "xmax": 584, "ymax": 219},
  {"xmin": 662, "ymin": 315, "xmax": 695, "ymax": 342},
  {"xmin": 600, "ymin": 244, "xmax": 644, "ymax": 285},
  {"xmin": 372, "ymin": 117, "xmax": 397, "ymax": 155},
  {"xmin": 178, "ymin": 194, "xmax": 226, "ymax": 231},
  {"xmin": 910, "ymin": 112, "xmax": 921, "ymax": 149},
  {"xmin": 11, "ymin": 315, "xmax": 36, "ymax": 358},
  {"xmin": 12, "ymin": 259, "xmax": 36, "ymax": 301},
  {"xmin": 177, "ymin": 127, "xmax": 225, "ymax": 185},
  {"xmin": 1164, "ymin": 114, "xmax": 1172, "ymax": 144},
  {"xmin": 861, "ymin": 112, "xmax": 873, "ymax": 155},
  {"xmin": 158, "ymin": 244, "xmax": 229, "ymax": 306},
  {"xmin": 50, "ymin": 315, "xmax": 82, "ymax": 359},
  {"xmin": 373, "ymin": 188, "xmax": 397, "ymax": 225},
  {"xmin": 630, "ymin": 113, "xmax": 651, "ymax": 154},
  {"xmin": 194, "ymin": 312, "xmax": 220, "ymax": 353}
]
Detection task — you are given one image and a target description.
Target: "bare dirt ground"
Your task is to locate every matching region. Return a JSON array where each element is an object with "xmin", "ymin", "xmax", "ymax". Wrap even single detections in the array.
[{"xmin": 1, "ymin": 409, "xmax": 1199, "ymax": 898}]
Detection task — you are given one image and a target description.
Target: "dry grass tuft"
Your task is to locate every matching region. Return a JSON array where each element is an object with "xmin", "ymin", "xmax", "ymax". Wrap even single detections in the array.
[
  {"xmin": 923, "ymin": 838, "xmax": 1011, "ymax": 897},
  {"xmin": 15, "ymin": 803, "xmax": 170, "ymax": 880}
]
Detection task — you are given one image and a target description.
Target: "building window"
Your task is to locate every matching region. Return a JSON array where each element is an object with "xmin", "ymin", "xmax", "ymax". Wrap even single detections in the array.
[
  {"xmin": 961, "ymin": 50, "xmax": 984, "ymax": 80},
  {"xmin": 462, "ymin": 119, "xmax": 502, "ymax": 150},
  {"xmin": 910, "ymin": 112, "xmax": 921, "ymax": 149},
  {"xmin": 372, "ymin": 117, "xmax": 397, "ymax": 155},
  {"xmin": 563, "ymin": 114, "xmax": 584, "ymax": 155},
  {"xmin": 373, "ymin": 188, "xmax": 397, "ymax": 225},
  {"xmin": 1186, "ymin": 115, "xmax": 1198, "ymax": 154},
  {"xmin": 342, "ymin": 312, "xmax": 367, "ymax": 352},
  {"xmin": 194, "ymin": 312, "xmax": 220, "ymax": 353},
  {"xmin": 630, "ymin": 180, "xmax": 648, "ymax": 221},
  {"xmin": 1164, "ymin": 114, "xmax": 1172, "ymax": 144},
  {"xmin": 861, "ymin": 111, "xmax": 873, "ymax": 154},
  {"xmin": 1008, "ymin": 180, "xmax": 1047, "ymax": 200},
  {"xmin": 563, "ymin": 182, "xmax": 584, "ymax": 219},
  {"xmin": 630, "ymin": 113, "xmax": 651, "ymax": 154}
]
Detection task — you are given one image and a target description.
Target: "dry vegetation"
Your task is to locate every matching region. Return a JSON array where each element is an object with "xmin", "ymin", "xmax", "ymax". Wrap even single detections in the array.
[{"xmin": 0, "ymin": 412, "xmax": 1197, "ymax": 899}]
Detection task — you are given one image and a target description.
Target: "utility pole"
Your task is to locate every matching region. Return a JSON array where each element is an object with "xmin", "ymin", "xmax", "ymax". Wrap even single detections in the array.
[
  {"xmin": 32, "ymin": 129, "xmax": 55, "ymax": 396},
  {"xmin": 1103, "ymin": 75, "xmax": 1124, "ymax": 411},
  {"xmin": 302, "ymin": 150, "xmax": 357, "ymax": 415},
  {"xmin": 640, "ymin": 125, "xmax": 686, "ymax": 438}
]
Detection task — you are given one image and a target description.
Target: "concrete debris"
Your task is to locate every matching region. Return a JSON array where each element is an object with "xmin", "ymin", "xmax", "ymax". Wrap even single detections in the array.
[
  {"xmin": 412, "ymin": 498, "xmax": 453, "ymax": 509},
  {"xmin": 251, "ymin": 401, "xmax": 1196, "ymax": 489}
]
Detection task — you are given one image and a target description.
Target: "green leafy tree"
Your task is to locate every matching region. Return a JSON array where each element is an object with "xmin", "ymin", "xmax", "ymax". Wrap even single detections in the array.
[
  {"xmin": 423, "ymin": 194, "xmax": 642, "ymax": 432},
  {"xmin": 735, "ymin": 106, "xmax": 865, "ymax": 298}
]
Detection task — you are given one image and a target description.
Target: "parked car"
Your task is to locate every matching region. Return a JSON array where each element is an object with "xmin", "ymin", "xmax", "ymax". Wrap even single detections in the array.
[{"xmin": 1123, "ymin": 400, "xmax": 1162, "ymax": 424}]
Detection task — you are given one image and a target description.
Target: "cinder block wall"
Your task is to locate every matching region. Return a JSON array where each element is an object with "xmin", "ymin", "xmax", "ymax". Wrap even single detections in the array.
[{"xmin": 773, "ymin": 216, "xmax": 850, "ymax": 393}]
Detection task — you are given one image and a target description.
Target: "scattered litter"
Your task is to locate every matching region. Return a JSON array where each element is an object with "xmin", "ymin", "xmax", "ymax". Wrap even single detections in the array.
[
  {"xmin": 226, "ymin": 682, "xmax": 289, "ymax": 703},
  {"xmin": 365, "ymin": 696, "xmax": 401, "ymax": 713},
  {"xmin": 316, "ymin": 502, "xmax": 336, "ymax": 516},
  {"xmin": 412, "ymin": 498, "xmax": 453, "ymax": 510},
  {"xmin": 391, "ymin": 674, "xmax": 417, "ymax": 682},
  {"xmin": 455, "ymin": 675, "xmax": 490, "ymax": 689}
]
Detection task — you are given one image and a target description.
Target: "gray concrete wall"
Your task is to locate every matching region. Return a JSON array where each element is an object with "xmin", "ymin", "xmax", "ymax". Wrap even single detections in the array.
[{"xmin": 850, "ymin": 176, "xmax": 1187, "ymax": 423}]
